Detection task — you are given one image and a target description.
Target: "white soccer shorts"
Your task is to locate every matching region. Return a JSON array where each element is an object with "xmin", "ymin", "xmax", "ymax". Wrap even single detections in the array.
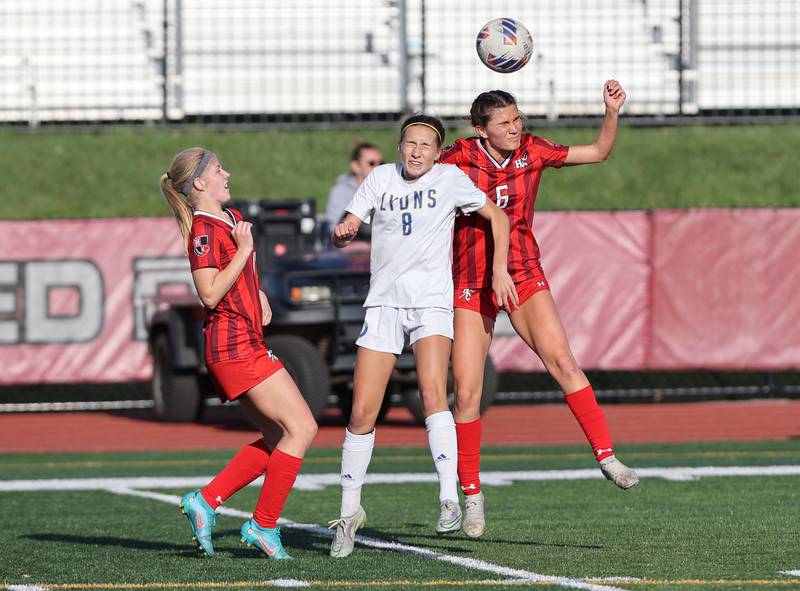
[{"xmin": 355, "ymin": 306, "xmax": 454, "ymax": 354}]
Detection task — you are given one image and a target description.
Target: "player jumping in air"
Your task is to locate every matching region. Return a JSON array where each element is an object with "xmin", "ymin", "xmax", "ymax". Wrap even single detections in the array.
[
  {"xmin": 441, "ymin": 81, "xmax": 639, "ymax": 539},
  {"xmin": 328, "ymin": 115, "xmax": 517, "ymax": 558},
  {"xmin": 161, "ymin": 148, "xmax": 317, "ymax": 560}
]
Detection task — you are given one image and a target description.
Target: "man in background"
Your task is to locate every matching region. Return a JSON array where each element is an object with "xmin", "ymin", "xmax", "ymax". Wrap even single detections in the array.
[{"xmin": 324, "ymin": 142, "xmax": 384, "ymax": 232}]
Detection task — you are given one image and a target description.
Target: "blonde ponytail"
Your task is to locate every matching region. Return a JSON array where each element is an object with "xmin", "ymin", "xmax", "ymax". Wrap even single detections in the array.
[
  {"xmin": 160, "ymin": 147, "xmax": 211, "ymax": 256},
  {"xmin": 160, "ymin": 174, "xmax": 194, "ymax": 255}
]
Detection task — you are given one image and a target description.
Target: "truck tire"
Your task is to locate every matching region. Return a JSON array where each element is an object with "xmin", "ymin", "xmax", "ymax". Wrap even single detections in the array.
[
  {"xmin": 268, "ymin": 335, "xmax": 330, "ymax": 421},
  {"xmin": 402, "ymin": 355, "xmax": 498, "ymax": 425},
  {"xmin": 151, "ymin": 333, "xmax": 203, "ymax": 422},
  {"xmin": 336, "ymin": 383, "xmax": 392, "ymax": 424}
]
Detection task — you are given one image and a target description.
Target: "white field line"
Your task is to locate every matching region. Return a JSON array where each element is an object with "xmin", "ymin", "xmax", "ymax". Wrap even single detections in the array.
[
  {"xmin": 2, "ymin": 464, "xmax": 800, "ymax": 492},
  {"xmin": 5, "ymin": 586, "xmax": 52, "ymax": 591},
  {"xmin": 0, "ymin": 400, "xmax": 153, "ymax": 413},
  {"xmin": 110, "ymin": 487, "xmax": 625, "ymax": 591},
  {"xmin": 4, "ymin": 467, "xmax": 798, "ymax": 591}
]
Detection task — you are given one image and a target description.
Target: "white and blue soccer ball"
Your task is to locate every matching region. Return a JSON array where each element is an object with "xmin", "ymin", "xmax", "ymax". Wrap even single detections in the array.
[{"xmin": 476, "ymin": 17, "xmax": 533, "ymax": 73}]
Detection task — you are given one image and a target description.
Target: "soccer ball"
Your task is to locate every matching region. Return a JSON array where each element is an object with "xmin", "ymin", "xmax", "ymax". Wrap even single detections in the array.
[{"xmin": 476, "ymin": 18, "xmax": 533, "ymax": 73}]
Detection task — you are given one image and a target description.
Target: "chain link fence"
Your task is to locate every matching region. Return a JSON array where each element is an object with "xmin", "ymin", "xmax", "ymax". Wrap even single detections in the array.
[{"xmin": 1, "ymin": 0, "xmax": 798, "ymax": 127}]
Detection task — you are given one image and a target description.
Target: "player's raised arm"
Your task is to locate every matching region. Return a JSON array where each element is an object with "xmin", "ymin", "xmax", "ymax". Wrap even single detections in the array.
[
  {"xmin": 475, "ymin": 200, "xmax": 519, "ymax": 310},
  {"xmin": 331, "ymin": 213, "xmax": 363, "ymax": 248},
  {"xmin": 193, "ymin": 221, "xmax": 254, "ymax": 309},
  {"xmin": 564, "ymin": 80, "xmax": 626, "ymax": 166}
]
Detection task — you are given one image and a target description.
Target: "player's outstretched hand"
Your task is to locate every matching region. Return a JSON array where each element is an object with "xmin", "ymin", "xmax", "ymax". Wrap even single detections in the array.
[
  {"xmin": 492, "ymin": 268, "xmax": 519, "ymax": 313},
  {"xmin": 603, "ymin": 80, "xmax": 626, "ymax": 114},
  {"xmin": 231, "ymin": 221, "xmax": 254, "ymax": 253},
  {"xmin": 332, "ymin": 220, "xmax": 359, "ymax": 248}
]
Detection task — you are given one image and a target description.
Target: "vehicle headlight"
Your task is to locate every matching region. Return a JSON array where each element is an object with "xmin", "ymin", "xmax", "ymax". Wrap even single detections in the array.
[
  {"xmin": 300, "ymin": 217, "xmax": 316, "ymax": 234},
  {"xmin": 289, "ymin": 285, "xmax": 332, "ymax": 303}
]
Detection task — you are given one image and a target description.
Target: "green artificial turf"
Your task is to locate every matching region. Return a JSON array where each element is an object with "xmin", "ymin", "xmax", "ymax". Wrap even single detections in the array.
[{"xmin": 1, "ymin": 440, "xmax": 799, "ymax": 590}]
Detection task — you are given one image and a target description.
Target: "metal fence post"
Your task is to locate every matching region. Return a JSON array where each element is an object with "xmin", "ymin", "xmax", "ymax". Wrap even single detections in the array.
[
  {"xmin": 420, "ymin": 0, "xmax": 427, "ymax": 112},
  {"xmin": 679, "ymin": 0, "xmax": 698, "ymax": 115},
  {"xmin": 174, "ymin": 0, "xmax": 184, "ymax": 119},
  {"xmin": 398, "ymin": 0, "xmax": 410, "ymax": 114},
  {"xmin": 161, "ymin": 0, "xmax": 169, "ymax": 124}
]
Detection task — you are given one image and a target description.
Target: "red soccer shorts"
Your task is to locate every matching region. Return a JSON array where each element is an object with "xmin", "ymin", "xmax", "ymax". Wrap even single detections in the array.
[
  {"xmin": 454, "ymin": 270, "xmax": 550, "ymax": 321},
  {"xmin": 207, "ymin": 348, "xmax": 285, "ymax": 402}
]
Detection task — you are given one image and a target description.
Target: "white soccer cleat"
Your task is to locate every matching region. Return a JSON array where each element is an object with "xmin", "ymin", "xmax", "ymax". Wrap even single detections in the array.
[
  {"xmin": 328, "ymin": 506, "xmax": 367, "ymax": 558},
  {"xmin": 600, "ymin": 456, "xmax": 640, "ymax": 489},
  {"xmin": 462, "ymin": 492, "xmax": 486, "ymax": 538},
  {"xmin": 436, "ymin": 499, "xmax": 463, "ymax": 535}
]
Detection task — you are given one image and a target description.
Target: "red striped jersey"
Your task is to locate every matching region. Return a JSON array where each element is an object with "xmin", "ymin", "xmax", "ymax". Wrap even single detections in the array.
[
  {"xmin": 187, "ymin": 208, "xmax": 265, "ymax": 363},
  {"xmin": 441, "ymin": 134, "xmax": 568, "ymax": 287}
]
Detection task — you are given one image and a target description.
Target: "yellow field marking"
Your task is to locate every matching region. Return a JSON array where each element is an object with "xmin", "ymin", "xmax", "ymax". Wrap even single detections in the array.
[
  {"xmin": 603, "ymin": 450, "xmax": 795, "ymax": 463},
  {"xmin": 8, "ymin": 578, "xmax": 800, "ymax": 589},
  {"xmin": 609, "ymin": 582, "xmax": 800, "ymax": 588},
  {"xmin": 2, "ymin": 448, "xmax": 799, "ymax": 472},
  {"xmin": 0, "ymin": 459, "xmax": 222, "ymax": 470}
]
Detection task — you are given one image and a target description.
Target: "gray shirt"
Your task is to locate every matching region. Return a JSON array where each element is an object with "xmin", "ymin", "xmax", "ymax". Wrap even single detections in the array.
[{"xmin": 325, "ymin": 173, "xmax": 359, "ymax": 228}]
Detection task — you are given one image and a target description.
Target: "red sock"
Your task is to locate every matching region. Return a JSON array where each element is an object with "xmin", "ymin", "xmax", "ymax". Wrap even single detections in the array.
[
  {"xmin": 456, "ymin": 418, "xmax": 482, "ymax": 496},
  {"xmin": 253, "ymin": 449, "xmax": 303, "ymax": 528},
  {"xmin": 201, "ymin": 439, "xmax": 271, "ymax": 509},
  {"xmin": 564, "ymin": 385, "xmax": 615, "ymax": 461}
]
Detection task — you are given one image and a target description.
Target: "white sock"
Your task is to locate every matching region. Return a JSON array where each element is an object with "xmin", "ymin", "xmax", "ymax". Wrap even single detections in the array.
[
  {"xmin": 425, "ymin": 410, "xmax": 459, "ymax": 503},
  {"xmin": 339, "ymin": 428, "xmax": 375, "ymax": 517}
]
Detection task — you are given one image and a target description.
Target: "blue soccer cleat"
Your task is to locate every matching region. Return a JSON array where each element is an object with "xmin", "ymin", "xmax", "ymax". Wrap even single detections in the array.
[
  {"xmin": 179, "ymin": 490, "xmax": 216, "ymax": 556},
  {"xmin": 240, "ymin": 519, "xmax": 293, "ymax": 560}
]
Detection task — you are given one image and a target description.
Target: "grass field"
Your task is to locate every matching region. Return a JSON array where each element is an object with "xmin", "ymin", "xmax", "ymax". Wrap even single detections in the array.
[
  {"xmin": 2, "ymin": 123, "xmax": 799, "ymax": 220},
  {"xmin": 2, "ymin": 440, "xmax": 799, "ymax": 590}
]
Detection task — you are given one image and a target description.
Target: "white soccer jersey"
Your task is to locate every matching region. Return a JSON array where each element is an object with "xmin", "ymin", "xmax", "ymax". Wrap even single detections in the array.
[{"xmin": 346, "ymin": 162, "xmax": 486, "ymax": 308}]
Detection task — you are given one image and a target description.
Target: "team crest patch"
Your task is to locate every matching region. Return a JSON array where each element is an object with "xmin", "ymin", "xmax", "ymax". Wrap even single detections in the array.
[{"xmin": 193, "ymin": 235, "xmax": 209, "ymax": 256}]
